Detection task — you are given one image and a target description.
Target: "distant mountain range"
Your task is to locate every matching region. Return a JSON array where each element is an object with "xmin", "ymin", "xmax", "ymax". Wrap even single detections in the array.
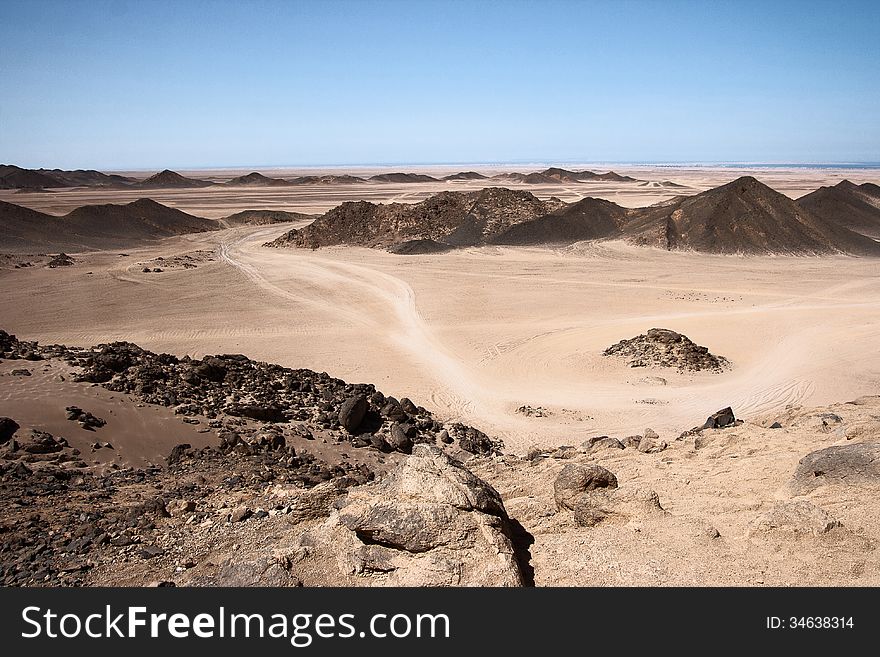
[
  {"xmin": 0, "ymin": 165, "xmax": 136, "ymax": 190},
  {"xmin": 0, "ymin": 164, "xmax": 646, "ymax": 190},
  {"xmin": 268, "ymin": 177, "xmax": 880, "ymax": 256}
]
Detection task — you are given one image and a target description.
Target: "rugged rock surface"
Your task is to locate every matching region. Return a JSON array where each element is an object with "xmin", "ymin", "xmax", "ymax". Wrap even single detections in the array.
[
  {"xmin": 603, "ymin": 328, "xmax": 729, "ymax": 371},
  {"xmin": 790, "ymin": 443, "xmax": 880, "ymax": 494},
  {"xmin": 265, "ymin": 187, "xmax": 565, "ymax": 250},
  {"xmin": 572, "ymin": 486, "xmax": 664, "ymax": 527},
  {"xmin": 286, "ymin": 445, "xmax": 524, "ymax": 586},
  {"xmin": 221, "ymin": 209, "xmax": 315, "ymax": 226},
  {"xmin": 553, "ymin": 463, "xmax": 618, "ymax": 510},
  {"xmin": 0, "ymin": 329, "xmax": 501, "ymax": 459},
  {"xmin": 751, "ymin": 501, "xmax": 842, "ymax": 536}
]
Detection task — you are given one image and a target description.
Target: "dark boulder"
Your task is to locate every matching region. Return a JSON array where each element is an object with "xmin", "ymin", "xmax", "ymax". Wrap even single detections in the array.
[
  {"xmin": 225, "ymin": 403, "xmax": 287, "ymax": 423},
  {"xmin": 387, "ymin": 423, "xmax": 414, "ymax": 453},
  {"xmin": 0, "ymin": 417, "xmax": 19, "ymax": 444},
  {"xmin": 701, "ymin": 407, "xmax": 736, "ymax": 430},
  {"xmin": 338, "ymin": 395, "xmax": 368, "ymax": 434}
]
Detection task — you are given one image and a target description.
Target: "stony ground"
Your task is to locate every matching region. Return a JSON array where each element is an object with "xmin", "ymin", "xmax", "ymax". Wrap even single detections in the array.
[{"xmin": 2, "ymin": 328, "xmax": 880, "ymax": 587}]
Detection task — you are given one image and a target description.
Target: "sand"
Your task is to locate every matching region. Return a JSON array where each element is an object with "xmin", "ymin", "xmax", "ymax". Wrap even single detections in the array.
[{"xmin": 2, "ymin": 166, "xmax": 879, "ymax": 453}]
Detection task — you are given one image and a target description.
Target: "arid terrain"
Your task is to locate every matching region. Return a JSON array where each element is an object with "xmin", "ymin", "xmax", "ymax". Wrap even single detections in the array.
[{"xmin": 2, "ymin": 164, "xmax": 880, "ymax": 586}]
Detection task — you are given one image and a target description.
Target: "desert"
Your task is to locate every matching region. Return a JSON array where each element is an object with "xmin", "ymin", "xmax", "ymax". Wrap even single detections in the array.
[{"xmin": 2, "ymin": 163, "xmax": 880, "ymax": 587}]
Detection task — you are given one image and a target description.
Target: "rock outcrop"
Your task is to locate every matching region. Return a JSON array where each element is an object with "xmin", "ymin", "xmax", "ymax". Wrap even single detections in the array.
[
  {"xmin": 790, "ymin": 443, "xmax": 880, "ymax": 494},
  {"xmin": 286, "ymin": 445, "xmax": 524, "ymax": 586}
]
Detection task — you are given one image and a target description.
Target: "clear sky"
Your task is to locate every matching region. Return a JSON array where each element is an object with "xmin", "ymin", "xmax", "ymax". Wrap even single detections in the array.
[{"xmin": 1, "ymin": 0, "xmax": 878, "ymax": 169}]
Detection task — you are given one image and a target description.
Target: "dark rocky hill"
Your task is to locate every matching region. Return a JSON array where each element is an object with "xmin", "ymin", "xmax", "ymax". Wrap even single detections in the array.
[
  {"xmin": 267, "ymin": 188, "xmax": 564, "ymax": 249},
  {"xmin": 491, "ymin": 197, "xmax": 627, "ymax": 245},
  {"xmin": 621, "ymin": 176, "xmax": 880, "ymax": 255},
  {"xmin": 796, "ymin": 180, "xmax": 880, "ymax": 238},
  {"xmin": 135, "ymin": 169, "xmax": 215, "ymax": 188},
  {"xmin": 0, "ymin": 198, "xmax": 217, "ymax": 252}
]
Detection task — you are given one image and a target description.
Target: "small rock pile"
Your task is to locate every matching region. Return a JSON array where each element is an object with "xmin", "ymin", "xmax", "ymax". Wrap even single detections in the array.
[
  {"xmin": 47, "ymin": 253, "xmax": 75, "ymax": 268},
  {"xmin": 603, "ymin": 328, "xmax": 729, "ymax": 372},
  {"xmin": 65, "ymin": 406, "xmax": 106, "ymax": 431}
]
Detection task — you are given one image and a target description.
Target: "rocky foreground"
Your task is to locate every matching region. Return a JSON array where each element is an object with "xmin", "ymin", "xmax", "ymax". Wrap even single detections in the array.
[{"xmin": 2, "ymin": 329, "xmax": 880, "ymax": 587}]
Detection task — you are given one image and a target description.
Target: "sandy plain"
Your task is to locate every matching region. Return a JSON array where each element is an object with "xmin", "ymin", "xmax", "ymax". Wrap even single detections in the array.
[{"xmin": 2, "ymin": 166, "xmax": 879, "ymax": 454}]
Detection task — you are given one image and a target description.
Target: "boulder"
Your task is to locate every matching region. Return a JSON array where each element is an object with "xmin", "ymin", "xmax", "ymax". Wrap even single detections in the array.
[
  {"xmin": 572, "ymin": 486, "xmax": 664, "ymax": 527},
  {"xmin": 701, "ymin": 407, "xmax": 736, "ymax": 430},
  {"xmin": 553, "ymin": 463, "xmax": 618, "ymax": 511},
  {"xmin": 285, "ymin": 481, "xmax": 347, "ymax": 524},
  {"xmin": 582, "ymin": 436, "xmax": 625, "ymax": 452},
  {"xmin": 338, "ymin": 395, "xmax": 367, "ymax": 434},
  {"xmin": 638, "ymin": 428, "xmax": 667, "ymax": 453},
  {"xmin": 790, "ymin": 443, "xmax": 880, "ymax": 494},
  {"xmin": 225, "ymin": 403, "xmax": 287, "ymax": 423},
  {"xmin": 213, "ymin": 555, "xmax": 301, "ymax": 587},
  {"xmin": 286, "ymin": 445, "xmax": 523, "ymax": 586},
  {"xmin": 166, "ymin": 499, "xmax": 196, "ymax": 517},
  {"xmin": 751, "ymin": 501, "xmax": 841, "ymax": 536},
  {"xmin": 0, "ymin": 417, "xmax": 19, "ymax": 444},
  {"xmin": 19, "ymin": 429, "xmax": 65, "ymax": 454},
  {"xmin": 387, "ymin": 423, "xmax": 413, "ymax": 453}
]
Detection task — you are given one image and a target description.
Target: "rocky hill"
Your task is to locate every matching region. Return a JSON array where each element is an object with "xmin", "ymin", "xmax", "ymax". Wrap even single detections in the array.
[
  {"xmin": 0, "ymin": 165, "xmax": 135, "ymax": 189},
  {"xmin": 289, "ymin": 174, "xmax": 366, "ymax": 184},
  {"xmin": 221, "ymin": 209, "xmax": 315, "ymax": 226},
  {"xmin": 267, "ymin": 188, "xmax": 565, "ymax": 249},
  {"xmin": 225, "ymin": 172, "xmax": 291, "ymax": 186},
  {"xmin": 135, "ymin": 169, "xmax": 215, "ymax": 188},
  {"xmin": 492, "ymin": 168, "xmax": 640, "ymax": 184},
  {"xmin": 368, "ymin": 172, "xmax": 440, "ymax": 183},
  {"xmin": 263, "ymin": 178, "xmax": 880, "ymax": 256},
  {"xmin": 0, "ymin": 198, "xmax": 217, "ymax": 252},
  {"xmin": 796, "ymin": 180, "xmax": 880, "ymax": 238},
  {"xmin": 490, "ymin": 196, "xmax": 627, "ymax": 245},
  {"xmin": 442, "ymin": 171, "xmax": 488, "ymax": 181},
  {"xmin": 621, "ymin": 176, "xmax": 880, "ymax": 255}
]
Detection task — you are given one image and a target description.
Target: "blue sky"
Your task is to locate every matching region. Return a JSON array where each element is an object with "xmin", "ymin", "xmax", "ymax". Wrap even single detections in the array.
[{"xmin": 1, "ymin": 0, "xmax": 878, "ymax": 169}]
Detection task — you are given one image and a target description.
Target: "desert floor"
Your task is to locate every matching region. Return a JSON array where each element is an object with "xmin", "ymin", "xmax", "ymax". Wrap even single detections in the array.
[{"xmin": 2, "ymin": 166, "xmax": 879, "ymax": 453}]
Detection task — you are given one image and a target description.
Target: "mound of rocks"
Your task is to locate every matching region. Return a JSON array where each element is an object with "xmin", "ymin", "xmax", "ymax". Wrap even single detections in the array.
[
  {"xmin": 284, "ymin": 445, "xmax": 524, "ymax": 586},
  {"xmin": 603, "ymin": 328, "xmax": 729, "ymax": 372},
  {"xmin": 47, "ymin": 253, "xmax": 75, "ymax": 268},
  {"xmin": 65, "ymin": 406, "xmax": 106, "ymax": 430},
  {"xmin": 0, "ymin": 330, "xmax": 501, "ymax": 458}
]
